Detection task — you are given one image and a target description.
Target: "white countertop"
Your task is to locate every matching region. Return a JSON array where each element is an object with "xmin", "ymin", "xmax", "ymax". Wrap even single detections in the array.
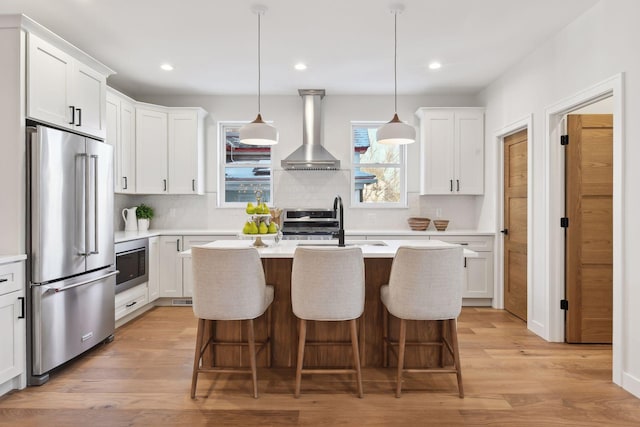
[
  {"xmin": 0, "ymin": 254, "xmax": 27, "ymax": 264},
  {"xmin": 179, "ymin": 239, "xmax": 477, "ymax": 259},
  {"xmin": 115, "ymin": 229, "xmax": 495, "ymax": 243}
]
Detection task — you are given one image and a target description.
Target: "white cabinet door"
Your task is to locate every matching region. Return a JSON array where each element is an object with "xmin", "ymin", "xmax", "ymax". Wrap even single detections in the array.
[
  {"xmin": 464, "ymin": 252, "xmax": 494, "ymax": 298},
  {"xmin": 27, "ymin": 33, "xmax": 74, "ymax": 128},
  {"xmin": 168, "ymin": 111, "xmax": 202, "ymax": 194},
  {"xmin": 148, "ymin": 236, "xmax": 160, "ymax": 302},
  {"xmin": 455, "ymin": 110, "xmax": 484, "ymax": 195},
  {"xmin": 417, "ymin": 108, "xmax": 484, "ymax": 195},
  {"xmin": 27, "ymin": 33, "xmax": 107, "ymax": 139},
  {"xmin": 0, "ymin": 291, "xmax": 24, "ymax": 386},
  {"xmin": 159, "ymin": 236, "xmax": 183, "ymax": 297},
  {"xmin": 71, "ymin": 62, "xmax": 106, "ymax": 138},
  {"xmin": 105, "ymin": 92, "xmax": 120, "ymax": 191},
  {"xmin": 419, "ymin": 111, "xmax": 455, "ymax": 194},
  {"xmin": 136, "ymin": 108, "xmax": 168, "ymax": 194},
  {"xmin": 120, "ymin": 99, "xmax": 136, "ymax": 193}
]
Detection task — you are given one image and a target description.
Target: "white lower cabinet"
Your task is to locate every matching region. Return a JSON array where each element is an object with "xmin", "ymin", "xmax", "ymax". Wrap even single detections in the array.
[
  {"xmin": 147, "ymin": 236, "xmax": 160, "ymax": 302},
  {"xmin": 0, "ymin": 259, "xmax": 26, "ymax": 396},
  {"xmin": 114, "ymin": 283, "xmax": 148, "ymax": 322},
  {"xmin": 159, "ymin": 236, "xmax": 183, "ymax": 298},
  {"xmin": 431, "ymin": 235, "xmax": 494, "ymax": 301},
  {"xmin": 158, "ymin": 235, "xmax": 236, "ymax": 299}
]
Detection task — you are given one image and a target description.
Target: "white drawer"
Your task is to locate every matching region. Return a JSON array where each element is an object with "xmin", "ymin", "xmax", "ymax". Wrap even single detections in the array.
[
  {"xmin": 115, "ymin": 283, "xmax": 148, "ymax": 321},
  {"xmin": 0, "ymin": 261, "xmax": 23, "ymax": 296},
  {"xmin": 430, "ymin": 235, "xmax": 494, "ymax": 252}
]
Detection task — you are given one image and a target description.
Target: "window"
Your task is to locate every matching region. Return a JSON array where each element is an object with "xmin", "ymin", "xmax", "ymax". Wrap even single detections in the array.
[
  {"xmin": 219, "ymin": 123, "xmax": 273, "ymax": 206},
  {"xmin": 351, "ymin": 122, "xmax": 406, "ymax": 207}
]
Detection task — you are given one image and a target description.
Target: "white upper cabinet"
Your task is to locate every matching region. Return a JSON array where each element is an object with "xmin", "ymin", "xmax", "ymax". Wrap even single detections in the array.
[
  {"xmin": 131, "ymin": 105, "xmax": 206, "ymax": 195},
  {"xmin": 107, "ymin": 89, "xmax": 136, "ymax": 193},
  {"xmin": 168, "ymin": 110, "xmax": 205, "ymax": 194},
  {"xmin": 27, "ymin": 33, "xmax": 108, "ymax": 139},
  {"xmin": 416, "ymin": 108, "xmax": 484, "ymax": 195},
  {"xmin": 136, "ymin": 106, "xmax": 168, "ymax": 194}
]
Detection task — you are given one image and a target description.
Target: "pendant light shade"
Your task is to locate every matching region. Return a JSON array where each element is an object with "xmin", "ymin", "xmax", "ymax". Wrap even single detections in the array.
[
  {"xmin": 239, "ymin": 114, "xmax": 278, "ymax": 146},
  {"xmin": 240, "ymin": 6, "xmax": 278, "ymax": 146},
  {"xmin": 377, "ymin": 5, "xmax": 415, "ymax": 145}
]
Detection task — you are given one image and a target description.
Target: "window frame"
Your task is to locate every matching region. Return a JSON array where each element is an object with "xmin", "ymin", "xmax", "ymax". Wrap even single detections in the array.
[
  {"xmin": 350, "ymin": 121, "xmax": 408, "ymax": 208},
  {"xmin": 218, "ymin": 121, "xmax": 274, "ymax": 207}
]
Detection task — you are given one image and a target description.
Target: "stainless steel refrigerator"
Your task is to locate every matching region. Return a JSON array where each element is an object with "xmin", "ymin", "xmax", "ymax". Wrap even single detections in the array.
[{"xmin": 27, "ymin": 123, "xmax": 116, "ymax": 385}]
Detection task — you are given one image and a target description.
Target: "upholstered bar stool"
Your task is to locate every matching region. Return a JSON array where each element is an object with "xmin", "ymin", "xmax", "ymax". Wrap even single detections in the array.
[
  {"xmin": 190, "ymin": 246, "xmax": 274, "ymax": 399},
  {"xmin": 380, "ymin": 246, "xmax": 464, "ymax": 398},
  {"xmin": 291, "ymin": 246, "xmax": 365, "ymax": 398}
]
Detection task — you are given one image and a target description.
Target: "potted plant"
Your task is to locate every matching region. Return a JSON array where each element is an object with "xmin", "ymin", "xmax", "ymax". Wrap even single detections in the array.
[{"xmin": 136, "ymin": 203, "xmax": 154, "ymax": 231}]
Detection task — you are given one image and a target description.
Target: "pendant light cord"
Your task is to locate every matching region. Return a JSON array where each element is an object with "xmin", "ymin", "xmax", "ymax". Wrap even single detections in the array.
[
  {"xmin": 257, "ymin": 12, "xmax": 262, "ymax": 114},
  {"xmin": 394, "ymin": 10, "xmax": 398, "ymax": 113}
]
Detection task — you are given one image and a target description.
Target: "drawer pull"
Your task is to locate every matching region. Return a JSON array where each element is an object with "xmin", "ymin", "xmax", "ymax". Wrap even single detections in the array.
[
  {"xmin": 459, "ymin": 243, "xmax": 469, "ymax": 246},
  {"xmin": 126, "ymin": 301, "xmax": 137, "ymax": 308},
  {"xmin": 0, "ymin": 278, "xmax": 8, "ymax": 283}
]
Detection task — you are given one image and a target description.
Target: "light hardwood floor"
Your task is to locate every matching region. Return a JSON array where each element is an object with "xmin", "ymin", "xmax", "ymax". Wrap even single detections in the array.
[{"xmin": 1, "ymin": 307, "xmax": 638, "ymax": 426}]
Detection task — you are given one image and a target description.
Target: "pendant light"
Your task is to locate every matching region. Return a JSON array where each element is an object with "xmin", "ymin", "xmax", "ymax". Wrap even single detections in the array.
[
  {"xmin": 239, "ymin": 5, "xmax": 278, "ymax": 145},
  {"xmin": 377, "ymin": 5, "xmax": 415, "ymax": 145}
]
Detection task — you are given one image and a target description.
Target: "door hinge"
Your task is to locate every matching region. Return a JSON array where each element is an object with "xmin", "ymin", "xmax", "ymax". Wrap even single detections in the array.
[
  {"xmin": 560, "ymin": 299, "xmax": 569, "ymax": 310},
  {"xmin": 561, "ymin": 135, "xmax": 569, "ymax": 145},
  {"xmin": 560, "ymin": 217, "xmax": 569, "ymax": 228}
]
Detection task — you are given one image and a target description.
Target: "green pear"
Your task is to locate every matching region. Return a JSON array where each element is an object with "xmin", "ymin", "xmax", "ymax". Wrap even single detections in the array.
[
  {"xmin": 246, "ymin": 202, "xmax": 256, "ymax": 214},
  {"xmin": 248, "ymin": 222, "xmax": 258, "ymax": 234},
  {"xmin": 268, "ymin": 221, "xmax": 278, "ymax": 234},
  {"xmin": 258, "ymin": 222, "xmax": 268, "ymax": 234},
  {"xmin": 260, "ymin": 203, "xmax": 269, "ymax": 214},
  {"xmin": 242, "ymin": 221, "xmax": 252, "ymax": 234}
]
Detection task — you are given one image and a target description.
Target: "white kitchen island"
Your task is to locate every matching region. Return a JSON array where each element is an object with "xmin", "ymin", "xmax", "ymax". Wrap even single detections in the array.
[{"xmin": 180, "ymin": 239, "xmax": 473, "ymax": 369}]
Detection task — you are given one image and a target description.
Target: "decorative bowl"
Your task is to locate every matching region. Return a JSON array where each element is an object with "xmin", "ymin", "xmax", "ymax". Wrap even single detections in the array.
[
  {"xmin": 433, "ymin": 219, "xmax": 449, "ymax": 231},
  {"xmin": 407, "ymin": 217, "xmax": 431, "ymax": 231}
]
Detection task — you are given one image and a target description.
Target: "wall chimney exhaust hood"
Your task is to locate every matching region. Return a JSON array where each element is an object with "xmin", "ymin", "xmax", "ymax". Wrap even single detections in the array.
[{"xmin": 281, "ymin": 89, "xmax": 341, "ymax": 170}]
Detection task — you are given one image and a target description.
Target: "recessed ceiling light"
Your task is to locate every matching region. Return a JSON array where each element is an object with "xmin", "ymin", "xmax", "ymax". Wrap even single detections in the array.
[
  {"xmin": 428, "ymin": 62, "xmax": 442, "ymax": 70},
  {"xmin": 294, "ymin": 63, "xmax": 307, "ymax": 71},
  {"xmin": 160, "ymin": 63, "xmax": 174, "ymax": 71}
]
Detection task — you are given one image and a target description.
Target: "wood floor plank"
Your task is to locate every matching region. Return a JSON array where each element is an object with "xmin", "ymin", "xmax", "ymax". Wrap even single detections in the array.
[{"xmin": 0, "ymin": 306, "xmax": 638, "ymax": 426}]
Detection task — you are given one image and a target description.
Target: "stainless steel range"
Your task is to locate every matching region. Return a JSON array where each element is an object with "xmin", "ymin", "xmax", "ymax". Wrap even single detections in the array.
[{"xmin": 281, "ymin": 208, "xmax": 339, "ymax": 239}]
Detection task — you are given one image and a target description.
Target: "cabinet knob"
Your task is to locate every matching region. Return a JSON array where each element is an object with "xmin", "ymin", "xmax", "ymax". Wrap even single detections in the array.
[{"xmin": 500, "ymin": 229, "xmax": 509, "ymax": 235}]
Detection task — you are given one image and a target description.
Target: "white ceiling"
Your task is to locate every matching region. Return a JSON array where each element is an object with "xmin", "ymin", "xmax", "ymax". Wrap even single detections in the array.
[{"xmin": 0, "ymin": 0, "xmax": 599, "ymax": 97}]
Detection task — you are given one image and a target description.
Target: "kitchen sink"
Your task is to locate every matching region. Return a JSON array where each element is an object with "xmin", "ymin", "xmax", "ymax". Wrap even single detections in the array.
[{"xmin": 296, "ymin": 240, "xmax": 387, "ymax": 247}]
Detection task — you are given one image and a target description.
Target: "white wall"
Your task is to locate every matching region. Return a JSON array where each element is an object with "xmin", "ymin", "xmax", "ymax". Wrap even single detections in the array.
[
  {"xmin": 115, "ymin": 92, "xmax": 482, "ymax": 232},
  {"xmin": 477, "ymin": 0, "xmax": 640, "ymax": 397}
]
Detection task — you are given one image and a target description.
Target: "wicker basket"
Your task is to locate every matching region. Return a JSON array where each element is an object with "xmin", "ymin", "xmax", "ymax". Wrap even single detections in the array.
[
  {"xmin": 407, "ymin": 217, "xmax": 431, "ymax": 231},
  {"xmin": 433, "ymin": 219, "xmax": 449, "ymax": 231}
]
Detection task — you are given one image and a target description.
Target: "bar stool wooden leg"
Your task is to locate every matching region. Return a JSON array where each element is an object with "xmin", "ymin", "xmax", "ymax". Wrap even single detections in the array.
[
  {"xmin": 267, "ymin": 305, "xmax": 272, "ymax": 367},
  {"xmin": 247, "ymin": 319, "xmax": 258, "ymax": 399},
  {"xmin": 396, "ymin": 318, "xmax": 407, "ymax": 398},
  {"xmin": 440, "ymin": 320, "xmax": 446, "ymax": 368},
  {"xmin": 191, "ymin": 318, "xmax": 205, "ymax": 399},
  {"xmin": 350, "ymin": 319, "xmax": 364, "ymax": 398},
  {"xmin": 383, "ymin": 306, "xmax": 389, "ymax": 368},
  {"xmin": 295, "ymin": 319, "xmax": 307, "ymax": 398},
  {"xmin": 449, "ymin": 318, "xmax": 464, "ymax": 398}
]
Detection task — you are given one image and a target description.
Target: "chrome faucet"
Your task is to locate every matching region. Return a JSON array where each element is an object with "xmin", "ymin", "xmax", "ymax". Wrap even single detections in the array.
[{"xmin": 333, "ymin": 195, "xmax": 345, "ymax": 247}]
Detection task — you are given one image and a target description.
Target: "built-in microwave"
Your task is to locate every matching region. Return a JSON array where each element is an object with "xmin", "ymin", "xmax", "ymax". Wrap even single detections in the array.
[{"xmin": 114, "ymin": 238, "xmax": 149, "ymax": 294}]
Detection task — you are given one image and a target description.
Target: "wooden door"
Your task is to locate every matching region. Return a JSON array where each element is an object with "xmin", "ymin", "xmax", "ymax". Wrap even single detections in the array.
[
  {"xmin": 503, "ymin": 129, "xmax": 528, "ymax": 321},
  {"xmin": 565, "ymin": 114, "xmax": 613, "ymax": 343}
]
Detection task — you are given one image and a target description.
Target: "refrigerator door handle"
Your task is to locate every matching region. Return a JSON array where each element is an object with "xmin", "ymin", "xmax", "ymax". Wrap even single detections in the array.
[
  {"xmin": 78, "ymin": 153, "xmax": 89, "ymax": 256},
  {"xmin": 90, "ymin": 154, "xmax": 99, "ymax": 255},
  {"xmin": 42, "ymin": 270, "xmax": 119, "ymax": 293}
]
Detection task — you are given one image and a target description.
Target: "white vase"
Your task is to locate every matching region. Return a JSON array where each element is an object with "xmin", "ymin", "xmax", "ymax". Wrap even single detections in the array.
[{"xmin": 137, "ymin": 218, "xmax": 150, "ymax": 232}]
